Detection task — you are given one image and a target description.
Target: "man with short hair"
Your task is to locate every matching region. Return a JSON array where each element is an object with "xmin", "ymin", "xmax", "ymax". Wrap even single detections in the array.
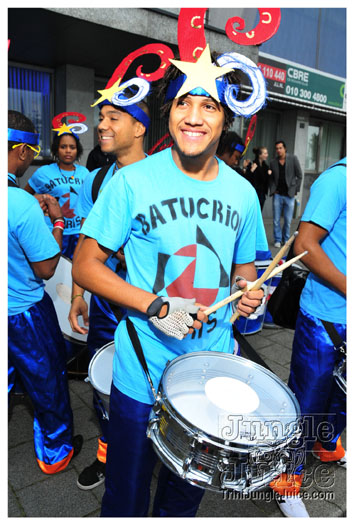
[
  {"xmin": 73, "ymin": 47, "xmax": 268, "ymax": 517},
  {"xmin": 8, "ymin": 110, "xmax": 82, "ymax": 474},
  {"xmin": 69, "ymin": 96, "xmax": 150, "ymax": 490},
  {"xmin": 269, "ymin": 140, "xmax": 302, "ymax": 247}
]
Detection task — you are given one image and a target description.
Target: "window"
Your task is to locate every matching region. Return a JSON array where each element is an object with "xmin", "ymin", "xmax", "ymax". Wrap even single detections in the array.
[
  {"xmin": 8, "ymin": 65, "xmax": 52, "ymax": 158},
  {"xmin": 305, "ymin": 121, "xmax": 345, "ymax": 173},
  {"xmin": 305, "ymin": 124, "xmax": 320, "ymax": 171}
]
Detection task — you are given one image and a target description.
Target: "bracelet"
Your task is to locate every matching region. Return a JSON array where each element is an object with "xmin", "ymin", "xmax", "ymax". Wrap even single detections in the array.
[
  {"xmin": 53, "ymin": 220, "xmax": 65, "ymax": 230},
  {"xmin": 52, "ymin": 216, "xmax": 64, "ymax": 223},
  {"xmin": 71, "ymin": 294, "xmax": 84, "ymax": 303},
  {"xmin": 53, "ymin": 225, "xmax": 64, "ymax": 231}
]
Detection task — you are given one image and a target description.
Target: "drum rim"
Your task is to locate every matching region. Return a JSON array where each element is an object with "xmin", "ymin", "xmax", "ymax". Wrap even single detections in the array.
[
  {"xmin": 87, "ymin": 341, "xmax": 115, "ymax": 395},
  {"xmin": 157, "ymin": 351, "xmax": 301, "ymax": 450}
]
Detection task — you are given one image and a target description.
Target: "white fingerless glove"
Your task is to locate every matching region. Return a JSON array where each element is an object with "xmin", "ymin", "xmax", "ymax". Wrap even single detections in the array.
[{"xmin": 147, "ymin": 296, "xmax": 199, "ymax": 340}]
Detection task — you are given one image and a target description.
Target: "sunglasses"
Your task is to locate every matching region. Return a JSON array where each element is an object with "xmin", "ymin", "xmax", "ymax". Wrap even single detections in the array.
[{"xmin": 12, "ymin": 143, "xmax": 41, "ymax": 159}]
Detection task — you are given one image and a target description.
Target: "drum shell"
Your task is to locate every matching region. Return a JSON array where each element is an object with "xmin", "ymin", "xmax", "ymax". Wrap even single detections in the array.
[
  {"xmin": 86, "ymin": 341, "xmax": 115, "ymax": 420},
  {"xmin": 148, "ymin": 352, "xmax": 301, "ymax": 494},
  {"xmin": 263, "ymin": 274, "xmax": 282, "ymax": 328},
  {"xmin": 333, "ymin": 357, "xmax": 346, "ymax": 394},
  {"xmin": 44, "ymin": 255, "xmax": 91, "ymax": 344},
  {"xmin": 235, "ymin": 260, "xmax": 274, "ymax": 335}
]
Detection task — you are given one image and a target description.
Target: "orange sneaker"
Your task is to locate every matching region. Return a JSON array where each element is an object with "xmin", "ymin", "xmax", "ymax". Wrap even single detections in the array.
[{"xmin": 312, "ymin": 437, "xmax": 346, "ymax": 467}]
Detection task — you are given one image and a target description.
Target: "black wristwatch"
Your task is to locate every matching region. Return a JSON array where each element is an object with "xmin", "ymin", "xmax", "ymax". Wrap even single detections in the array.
[{"xmin": 146, "ymin": 296, "xmax": 166, "ymax": 318}]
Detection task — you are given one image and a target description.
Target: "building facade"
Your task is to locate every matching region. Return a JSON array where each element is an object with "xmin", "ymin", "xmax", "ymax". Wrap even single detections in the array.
[{"xmin": 8, "ymin": 7, "xmax": 346, "ymax": 217}]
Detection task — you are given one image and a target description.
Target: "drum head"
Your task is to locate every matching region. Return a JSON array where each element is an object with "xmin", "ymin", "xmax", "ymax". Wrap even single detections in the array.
[
  {"xmin": 88, "ymin": 342, "xmax": 115, "ymax": 395},
  {"xmin": 44, "ymin": 256, "xmax": 91, "ymax": 343},
  {"xmin": 162, "ymin": 352, "xmax": 299, "ymax": 446}
]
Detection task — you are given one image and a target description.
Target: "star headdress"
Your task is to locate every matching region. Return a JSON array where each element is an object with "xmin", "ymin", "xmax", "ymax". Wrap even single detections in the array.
[
  {"xmin": 169, "ymin": 45, "xmax": 234, "ymax": 102},
  {"xmin": 52, "ymin": 112, "xmax": 88, "ymax": 138},
  {"xmin": 90, "ymin": 43, "xmax": 175, "ymax": 131}
]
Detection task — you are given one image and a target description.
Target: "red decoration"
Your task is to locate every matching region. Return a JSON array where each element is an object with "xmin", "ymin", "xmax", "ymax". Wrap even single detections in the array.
[
  {"xmin": 106, "ymin": 43, "xmax": 175, "ymax": 89},
  {"xmin": 177, "ymin": 8, "xmax": 207, "ymax": 61},
  {"xmin": 243, "ymin": 115, "xmax": 257, "ymax": 155},
  {"xmin": 225, "ymin": 8, "xmax": 281, "ymax": 46},
  {"xmin": 148, "ymin": 133, "xmax": 174, "ymax": 156},
  {"xmin": 52, "ymin": 112, "xmax": 86, "ymax": 129}
]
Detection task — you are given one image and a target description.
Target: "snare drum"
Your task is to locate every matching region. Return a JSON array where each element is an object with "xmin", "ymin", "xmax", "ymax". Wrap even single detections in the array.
[
  {"xmin": 148, "ymin": 352, "xmax": 301, "ymax": 494},
  {"xmin": 44, "ymin": 256, "xmax": 91, "ymax": 343},
  {"xmin": 333, "ymin": 357, "xmax": 346, "ymax": 394},
  {"xmin": 86, "ymin": 342, "xmax": 115, "ymax": 419}
]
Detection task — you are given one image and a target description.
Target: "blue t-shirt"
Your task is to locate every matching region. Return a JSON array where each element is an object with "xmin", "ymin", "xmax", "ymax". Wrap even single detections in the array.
[
  {"xmin": 27, "ymin": 163, "xmax": 89, "ymax": 235},
  {"xmin": 82, "ymin": 148, "xmax": 269, "ymax": 403},
  {"xmin": 8, "ymin": 174, "xmax": 61, "ymax": 316},
  {"xmin": 76, "ymin": 163, "xmax": 117, "ymax": 219},
  {"xmin": 76, "ymin": 162, "xmax": 121, "ymax": 274},
  {"xmin": 300, "ymin": 159, "xmax": 346, "ymax": 323}
]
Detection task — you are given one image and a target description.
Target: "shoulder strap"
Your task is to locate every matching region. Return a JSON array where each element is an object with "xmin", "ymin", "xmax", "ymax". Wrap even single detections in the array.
[
  {"xmin": 232, "ymin": 325, "xmax": 273, "ymax": 372},
  {"xmin": 126, "ymin": 318, "xmax": 157, "ymax": 400},
  {"xmin": 8, "ymin": 178, "xmax": 19, "ymax": 188},
  {"xmin": 91, "ymin": 164, "xmax": 113, "ymax": 204},
  {"xmin": 321, "ymin": 320, "xmax": 346, "ymax": 354}
]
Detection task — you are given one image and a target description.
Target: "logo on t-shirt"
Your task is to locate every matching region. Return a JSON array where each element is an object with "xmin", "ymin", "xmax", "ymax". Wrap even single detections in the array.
[{"xmin": 152, "ymin": 225, "xmax": 229, "ymax": 306}]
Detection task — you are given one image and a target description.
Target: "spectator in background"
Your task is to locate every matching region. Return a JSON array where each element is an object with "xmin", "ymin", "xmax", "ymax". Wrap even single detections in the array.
[
  {"xmin": 269, "ymin": 140, "xmax": 302, "ymax": 247},
  {"xmin": 246, "ymin": 146, "xmax": 271, "ymax": 210}
]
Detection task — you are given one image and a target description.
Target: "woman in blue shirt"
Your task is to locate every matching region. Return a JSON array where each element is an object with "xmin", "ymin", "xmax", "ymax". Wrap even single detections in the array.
[{"xmin": 25, "ymin": 130, "xmax": 89, "ymax": 259}]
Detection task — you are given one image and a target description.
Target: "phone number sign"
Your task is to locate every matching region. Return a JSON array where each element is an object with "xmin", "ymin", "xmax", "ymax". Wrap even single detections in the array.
[{"xmin": 258, "ymin": 55, "xmax": 345, "ymax": 110}]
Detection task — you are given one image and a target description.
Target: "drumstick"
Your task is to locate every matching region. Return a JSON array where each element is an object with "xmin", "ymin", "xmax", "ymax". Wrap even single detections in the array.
[
  {"xmin": 250, "ymin": 232, "xmax": 298, "ymax": 288},
  {"xmin": 228, "ymin": 233, "xmax": 298, "ymax": 324},
  {"xmin": 203, "ymin": 250, "xmax": 308, "ymax": 317}
]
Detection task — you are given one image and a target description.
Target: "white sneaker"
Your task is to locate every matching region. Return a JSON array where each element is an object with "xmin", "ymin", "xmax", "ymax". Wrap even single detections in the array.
[
  {"xmin": 337, "ymin": 451, "xmax": 347, "ymax": 468},
  {"xmin": 276, "ymin": 495, "xmax": 310, "ymax": 517},
  {"xmin": 274, "ymin": 242, "xmax": 281, "ymax": 248},
  {"xmin": 312, "ymin": 449, "xmax": 347, "ymax": 469}
]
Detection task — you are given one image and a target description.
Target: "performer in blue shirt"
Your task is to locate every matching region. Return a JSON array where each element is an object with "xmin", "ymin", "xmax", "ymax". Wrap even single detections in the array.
[
  {"xmin": 24, "ymin": 118, "xmax": 89, "ymax": 260},
  {"xmin": 70, "ymin": 93, "xmax": 150, "ymax": 490},
  {"xmin": 271, "ymin": 159, "xmax": 347, "ymax": 518},
  {"xmin": 8, "ymin": 110, "xmax": 82, "ymax": 474},
  {"xmin": 73, "ymin": 43, "xmax": 268, "ymax": 517}
]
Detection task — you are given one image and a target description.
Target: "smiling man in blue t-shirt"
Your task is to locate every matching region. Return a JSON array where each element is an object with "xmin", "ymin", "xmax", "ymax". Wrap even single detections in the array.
[{"xmin": 73, "ymin": 47, "xmax": 268, "ymax": 517}]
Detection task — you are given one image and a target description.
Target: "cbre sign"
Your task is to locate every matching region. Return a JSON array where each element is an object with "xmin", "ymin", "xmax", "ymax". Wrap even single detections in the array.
[{"xmin": 258, "ymin": 53, "xmax": 346, "ymax": 111}]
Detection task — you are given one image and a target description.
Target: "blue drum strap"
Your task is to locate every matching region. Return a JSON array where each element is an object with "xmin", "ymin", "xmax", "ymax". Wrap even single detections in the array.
[
  {"xmin": 320, "ymin": 320, "xmax": 346, "ymax": 355},
  {"xmin": 126, "ymin": 317, "xmax": 158, "ymax": 400},
  {"xmin": 232, "ymin": 325, "xmax": 273, "ymax": 372}
]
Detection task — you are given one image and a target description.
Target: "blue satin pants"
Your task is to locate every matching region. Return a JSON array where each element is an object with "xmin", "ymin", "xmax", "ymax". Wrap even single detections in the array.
[
  {"xmin": 8, "ymin": 292, "xmax": 74, "ymax": 473},
  {"xmin": 61, "ymin": 233, "xmax": 79, "ymax": 261},
  {"xmin": 287, "ymin": 308, "xmax": 346, "ymax": 473},
  {"xmin": 101, "ymin": 384, "xmax": 205, "ymax": 517}
]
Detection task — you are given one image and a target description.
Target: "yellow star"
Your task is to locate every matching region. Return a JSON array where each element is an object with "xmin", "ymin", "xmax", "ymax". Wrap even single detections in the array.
[
  {"xmin": 91, "ymin": 81, "xmax": 124, "ymax": 108},
  {"xmin": 52, "ymin": 123, "xmax": 74, "ymax": 136},
  {"xmin": 169, "ymin": 44, "xmax": 234, "ymax": 102}
]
